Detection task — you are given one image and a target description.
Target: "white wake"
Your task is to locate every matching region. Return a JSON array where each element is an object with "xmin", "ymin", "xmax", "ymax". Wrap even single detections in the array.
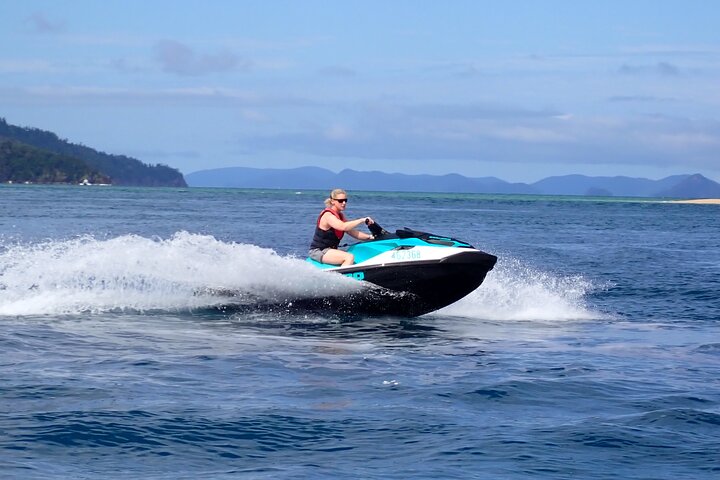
[{"xmin": 0, "ymin": 232, "xmax": 361, "ymax": 316}]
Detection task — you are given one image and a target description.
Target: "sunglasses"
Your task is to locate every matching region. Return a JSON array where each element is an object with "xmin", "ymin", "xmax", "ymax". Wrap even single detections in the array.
[{"xmin": 333, "ymin": 198, "xmax": 348, "ymax": 203}]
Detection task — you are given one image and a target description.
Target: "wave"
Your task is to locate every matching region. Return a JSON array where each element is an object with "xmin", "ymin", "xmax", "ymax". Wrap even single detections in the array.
[{"xmin": 0, "ymin": 232, "xmax": 363, "ymax": 316}]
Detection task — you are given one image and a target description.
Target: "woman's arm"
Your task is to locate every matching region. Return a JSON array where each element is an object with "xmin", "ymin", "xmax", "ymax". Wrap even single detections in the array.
[
  {"xmin": 347, "ymin": 228, "xmax": 373, "ymax": 240},
  {"xmin": 322, "ymin": 213, "xmax": 372, "ymax": 233}
]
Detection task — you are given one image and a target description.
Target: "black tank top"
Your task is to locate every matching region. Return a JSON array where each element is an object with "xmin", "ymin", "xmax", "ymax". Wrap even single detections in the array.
[{"xmin": 309, "ymin": 209, "xmax": 344, "ymax": 250}]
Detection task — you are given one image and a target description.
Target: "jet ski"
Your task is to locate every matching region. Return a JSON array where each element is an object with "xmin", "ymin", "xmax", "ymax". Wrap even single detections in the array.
[{"xmin": 305, "ymin": 222, "xmax": 497, "ymax": 317}]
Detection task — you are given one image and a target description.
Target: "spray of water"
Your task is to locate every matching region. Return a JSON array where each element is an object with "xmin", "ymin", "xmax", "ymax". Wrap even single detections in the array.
[
  {"xmin": 0, "ymin": 232, "xmax": 362, "ymax": 316},
  {"xmin": 1, "ymin": 233, "xmax": 603, "ymax": 320},
  {"xmin": 438, "ymin": 257, "xmax": 602, "ymax": 321}
]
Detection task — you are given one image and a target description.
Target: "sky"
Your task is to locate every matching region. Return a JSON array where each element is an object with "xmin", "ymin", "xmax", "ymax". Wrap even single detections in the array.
[{"xmin": 1, "ymin": 0, "xmax": 719, "ymax": 183}]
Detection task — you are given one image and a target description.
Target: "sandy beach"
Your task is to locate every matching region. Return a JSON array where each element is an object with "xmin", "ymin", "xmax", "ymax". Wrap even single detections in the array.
[{"xmin": 668, "ymin": 198, "xmax": 720, "ymax": 204}]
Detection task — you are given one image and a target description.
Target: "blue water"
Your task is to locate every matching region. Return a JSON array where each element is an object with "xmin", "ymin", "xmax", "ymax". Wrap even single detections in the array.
[{"xmin": 1, "ymin": 185, "xmax": 719, "ymax": 479}]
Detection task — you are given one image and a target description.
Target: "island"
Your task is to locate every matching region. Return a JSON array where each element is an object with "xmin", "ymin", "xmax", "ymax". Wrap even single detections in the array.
[{"xmin": 0, "ymin": 118, "xmax": 186, "ymax": 187}]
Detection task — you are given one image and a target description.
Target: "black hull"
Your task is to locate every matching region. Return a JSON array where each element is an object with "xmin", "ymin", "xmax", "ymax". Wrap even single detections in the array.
[
  {"xmin": 212, "ymin": 250, "xmax": 497, "ymax": 318},
  {"xmin": 333, "ymin": 250, "xmax": 498, "ymax": 316}
]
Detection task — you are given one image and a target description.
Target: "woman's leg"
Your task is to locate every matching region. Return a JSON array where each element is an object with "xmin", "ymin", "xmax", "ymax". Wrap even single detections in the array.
[{"xmin": 321, "ymin": 248, "xmax": 355, "ymax": 266}]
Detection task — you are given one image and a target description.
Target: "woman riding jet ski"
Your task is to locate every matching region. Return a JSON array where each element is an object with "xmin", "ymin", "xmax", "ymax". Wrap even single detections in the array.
[
  {"xmin": 306, "ymin": 189, "xmax": 497, "ymax": 317},
  {"xmin": 308, "ymin": 188, "xmax": 376, "ymax": 266}
]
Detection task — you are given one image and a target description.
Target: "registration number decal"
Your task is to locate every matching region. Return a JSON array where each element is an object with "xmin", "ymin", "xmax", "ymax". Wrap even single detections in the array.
[{"xmin": 391, "ymin": 250, "xmax": 421, "ymax": 261}]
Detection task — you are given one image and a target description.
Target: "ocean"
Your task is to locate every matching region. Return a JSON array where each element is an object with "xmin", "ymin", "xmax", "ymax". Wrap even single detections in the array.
[{"xmin": 1, "ymin": 185, "xmax": 718, "ymax": 479}]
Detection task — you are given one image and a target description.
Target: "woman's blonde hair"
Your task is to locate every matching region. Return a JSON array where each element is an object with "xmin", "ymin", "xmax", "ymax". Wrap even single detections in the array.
[{"xmin": 324, "ymin": 188, "xmax": 347, "ymax": 208}]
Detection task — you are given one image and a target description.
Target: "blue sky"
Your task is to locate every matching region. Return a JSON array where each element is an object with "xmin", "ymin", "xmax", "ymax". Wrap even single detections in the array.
[{"xmin": 2, "ymin": 0, "xmax": 719, "ymax": 182}]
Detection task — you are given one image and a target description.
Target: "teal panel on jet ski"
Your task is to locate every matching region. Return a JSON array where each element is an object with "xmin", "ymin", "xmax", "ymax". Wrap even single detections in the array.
[
  {"xmin": 346, "ymin": 239, "xmax": 408, "ymax": 263},
  {"xmin": 305, "ymin": 236, "xmax": 468, "ymax": 269}
]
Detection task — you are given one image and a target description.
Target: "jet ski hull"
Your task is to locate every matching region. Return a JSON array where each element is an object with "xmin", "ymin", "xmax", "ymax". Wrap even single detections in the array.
[{"xmin": 328, "ymin": 250, "xmax": 497, "ymax": 317}]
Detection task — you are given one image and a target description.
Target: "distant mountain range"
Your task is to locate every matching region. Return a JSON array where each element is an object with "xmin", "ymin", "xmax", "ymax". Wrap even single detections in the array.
[
  {"xmin": 3, "ymin": 115, "xmax": 718, "ymax": 197},
  {"xmin": 0, "ymin": 118, "xmax": 186, "ymax": 187},
  {"xmin": 186, "ymin": 166, "xmax": 720, "ymax": 198}
]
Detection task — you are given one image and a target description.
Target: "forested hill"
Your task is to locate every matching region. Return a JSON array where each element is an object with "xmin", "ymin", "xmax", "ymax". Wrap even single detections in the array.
[
  {"xmin": 0, "ymin": 140, "xmax": 111, "ymax": 184},
  {"xmin": 0, "ymin": 118, "xmax": 186, "ymax": 187}
]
